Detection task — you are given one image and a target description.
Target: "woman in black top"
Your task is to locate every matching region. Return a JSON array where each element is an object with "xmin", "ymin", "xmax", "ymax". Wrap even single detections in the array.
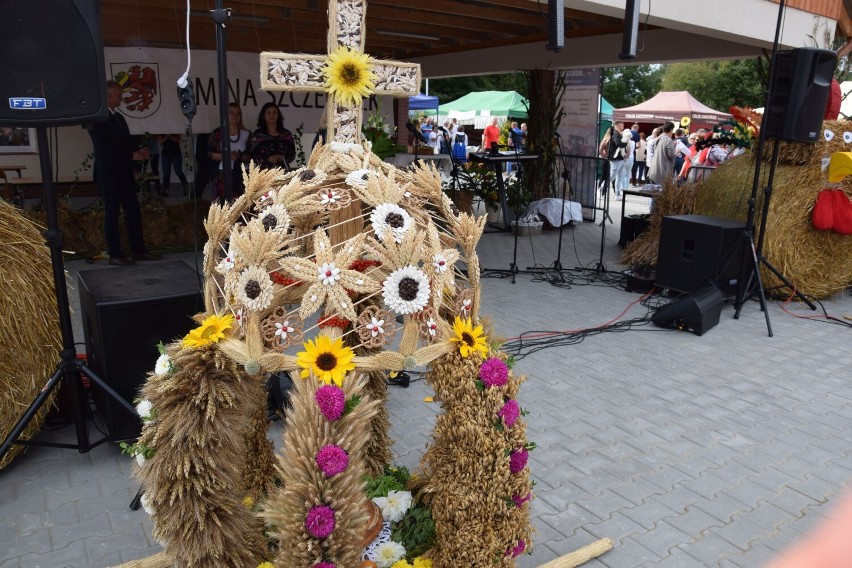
[{"xmin": 248, "ymin": 102, "xmax": 296, "ymax": 170}]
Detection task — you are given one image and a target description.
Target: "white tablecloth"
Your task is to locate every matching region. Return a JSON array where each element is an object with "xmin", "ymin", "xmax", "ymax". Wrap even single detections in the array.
[{"xmin": 527, "ymin": 198, "xmax": 583, "ymax": 226}]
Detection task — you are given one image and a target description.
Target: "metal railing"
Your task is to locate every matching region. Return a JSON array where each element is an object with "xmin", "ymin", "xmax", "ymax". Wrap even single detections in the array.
[{"xmin": 553, "ymin": 153, "xmax": 607, "ymax": 222}]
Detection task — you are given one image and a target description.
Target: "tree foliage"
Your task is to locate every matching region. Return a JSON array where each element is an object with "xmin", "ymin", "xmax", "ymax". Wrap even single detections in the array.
[
  {"xmin": 423, "ymin": 72, "xmax": 527, "ymax": 104},
  {"xmin": 660, "ymin": 59, "xmax": 765, "ymax": 110},
  {"xmin": 601, "ymin": 65, "xmax": 664, "ymax": 108}
]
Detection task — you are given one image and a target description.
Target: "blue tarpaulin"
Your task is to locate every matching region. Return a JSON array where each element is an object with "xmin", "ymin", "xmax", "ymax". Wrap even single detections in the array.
[{"xmin": 409, "ymin": 93, "xmax": 439, "ymax": 111}]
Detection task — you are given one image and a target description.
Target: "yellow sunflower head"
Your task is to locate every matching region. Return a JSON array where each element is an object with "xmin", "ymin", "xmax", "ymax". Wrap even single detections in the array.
[
  {"xmin": 296, "ymin": 334, "xmax": 356, "ymax": 386},
  {"xmin": 450, "ymin": 317, "xmax": 488, "ymax": 358},
  {"xmin": 182, "ymin": 313, "xmax": 234, "ymax": 348},
  {"xmin": 323, "ymin": 45, "xmax": 375, "ymax": 108}
]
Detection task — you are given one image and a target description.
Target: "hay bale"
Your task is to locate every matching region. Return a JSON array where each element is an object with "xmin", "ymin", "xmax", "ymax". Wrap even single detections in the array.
[
  {"xmin": 0, "ymin": 200, "xmax": 62, "ymax": 469},
  {"xmin": 694, "ymin": 121, "xmax": 852, "ymax": 299}
]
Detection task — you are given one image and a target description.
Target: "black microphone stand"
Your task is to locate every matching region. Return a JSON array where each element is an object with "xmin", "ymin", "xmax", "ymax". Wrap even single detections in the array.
[{"xmin": 548, "ymin": 133, "xmax": 574, "ymax": 277}]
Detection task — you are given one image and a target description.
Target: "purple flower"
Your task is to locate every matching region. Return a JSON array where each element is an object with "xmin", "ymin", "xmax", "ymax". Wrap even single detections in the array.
[
  {"xmin": 315, "ymin": 445, "xmax": 349, "ymax": 477},
  {"xmin": 506, "ymin": 539, "xmax": 526, "ymax": 558},
  {"xmin": 315, "ymin": 385, "xmax": 345, "ymax": 421},
  {"xmin": 498, "ymin": 399, "xmax": 520, "ymax": 427},
  {"xmin": 314, "ymin": 563, "xmax": 336, "ymax": 568},
  {"xmin": 511, "ymin": 492, "xmax": 532, "ymax": 508},
  {"xmin": 509, "ymin": 447, "xmax": 528, "ymax": 474},
  {"xmin": 479, "ymin": 358, "xmax": 508, "ymax": 388},
  {"xmin": 305, "ymin": 505, "xmax": 336, "ymax": 539}
]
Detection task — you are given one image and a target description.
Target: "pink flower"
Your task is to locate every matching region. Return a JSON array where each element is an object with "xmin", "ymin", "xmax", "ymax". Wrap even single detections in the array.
[
  {"xmin": 511, "ymin": 492, "xmax": 532, "ymax": 508},
  {"xmin": 314, "ymin": 563, "xmax": 336, "ymax": 568},
  {"xmin": 498, "ymin": 399, "xmax": 520, "ymax": 427},
  {"xmin": 315, "ymin": 445, "xmax": 349, "ymax": 477},
  {"xmin": 305, "ymin": 505, "xmax": 336, "ymax": 539},
  {"xmin": 509, "ymin": 448, "xmax": 528, "ymax": 474},
  {"xmin": 506, "ymin": 539, "xmax": 526, "ymax": 558},
  {"xmin": 315, "ymin": 385, "xmax": 345, "ymax": 421},
  {"xmin": 479, "ymin": 358, "xmax": 508, "ymax": 388}
]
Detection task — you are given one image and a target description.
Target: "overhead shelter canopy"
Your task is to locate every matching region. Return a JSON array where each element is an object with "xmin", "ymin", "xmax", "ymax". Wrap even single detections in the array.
[
  {"xmin": 612, "ymin": 91, "xmax": 731, "ymax": 130},
  {"xmin": 409, "ymin": 93, "xmax": 440, "ymax": 112}
]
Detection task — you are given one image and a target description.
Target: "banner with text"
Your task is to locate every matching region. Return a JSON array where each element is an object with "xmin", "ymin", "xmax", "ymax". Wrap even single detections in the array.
[
  {"xmin": 104, "ymin": 47, "xmax": 390, "ymax": 136},
  {"xmin": 556, "ymin": 68, "xmax": 602, "ymax": 158}
]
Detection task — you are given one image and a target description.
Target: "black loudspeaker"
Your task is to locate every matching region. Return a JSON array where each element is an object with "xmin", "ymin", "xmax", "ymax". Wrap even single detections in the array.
[
  {"xmin": 546, "ymin": 0, "xmax": 564, "ymax": 52},
  {"xmin": 652, "ymin": 286, "xmax": 724, "ymax": 336},
  {"xmin": 656, "ymin": 215, "xmax": 747, "ymax": 296},
  {"xmin": 619, "ymin": 0, "xmax": 640, "ymax": 60},
  {"xmin": 78, "ymin": 262, "xmax": 203, "ymax": 441},
  {"xmin": 0, "ymin": 0, "xmax": 108, "ymax": 126},
  {"xmin": 765, "ymin": 48, "xmax": 837, "ymax": 143}
]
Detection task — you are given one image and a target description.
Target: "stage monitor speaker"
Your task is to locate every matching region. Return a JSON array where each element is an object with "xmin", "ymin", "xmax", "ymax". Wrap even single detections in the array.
[
  {"xmin": 765, "ymin": 48, "xmax": 837, "ymax": 143},
  {"xmin": 656, "ymin": 215, "xmax": 747, "ymax": 296},
  {"xmin": 78, "ymin": 261, "xmax": 203, "ymax": 442},
  {"xmin": 546, "ymin": 0, "xmax": 564, "ymax": 52},
  {"xmin": 652, "ymin": 286, "xmax": 724, "ymax": 336},
  {"xmin": 0, "ymin": 0, "xmax": 108, "ymax": 126},
  {"xmin": 619, "ymin": 0, "xmax": 640, "ymax": 60}
]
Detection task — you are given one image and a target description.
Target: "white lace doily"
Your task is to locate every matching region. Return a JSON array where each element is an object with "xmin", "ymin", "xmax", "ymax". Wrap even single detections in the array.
[{"xmin": 361, "ymin": 521, "xmax": 393, "ymax": 561}]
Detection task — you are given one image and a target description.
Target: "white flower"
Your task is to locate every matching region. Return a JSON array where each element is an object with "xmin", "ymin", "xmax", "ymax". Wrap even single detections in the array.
[
  {"xmin": 368, "ymin": 316, "xmax": 385, "ymax": 337},
  {"xmin": 433, "ymin": 253, "xmax": 449, "ymax": 274},
  {"xmin": 426, "ymin": 317, "xmax": 437, "ymax": 337},
  {"xmin": 136, "ymin": 453, "xmax": 146, "ymax": 467},
  {"xmin": 216, "ymin": 252, "xmax": 236, "ymax": 273},
  {"xmin": 318, "ymin": 262, "xmax": 341, "ymax": 286},
  {"xmin": 320, "ymin": 189, "xmax": 340, "ymax": 205},
  {"xmin": 373, "ymin": 540, "xmax": 406, "ymax": 568},
  {"xmin": 373, "ymin": 489, "xmax": 413, "ymax": 523},
  {"xmin": 345, "ymin": 168, "xmax": 372, "ymax": 188},
  {"xmin": 274, "ymin": 320, "xmax": 295, "ymax": 343},
  {"xmin": 461, "ymin": 298, "xmax": 472, "ymax": 314},
  {"xmin": 236, "ymin": 265, "xmax": 275, "ymax": 312},
  {"xmin": 382, "ymin": 266, "xmax": 430, "ymax": 315},
  {"xmin": 257, "ymin": 203, "xmax": 290, "ymax": 232},
  {"xmin": 135, "ymin": 399, "xmax": 153, "ymax": 421},
  {"xmin": 140, "ymin": 493, "xmax": 155, "ymax": 516},
  {"xmin": 370, "ymin": 203, "xmax": 413, "ymax": 244},
  {"xmin": 154, "ymin": 354, "xmax": 171, "ymax": 375},
  {"xmin": 234, "ymin": 308, "xmax": 244, "ymax": 327}
]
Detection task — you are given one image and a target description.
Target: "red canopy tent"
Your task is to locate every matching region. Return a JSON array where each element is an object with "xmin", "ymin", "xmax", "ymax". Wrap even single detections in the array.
[{"xmin": 613, "ymin": 91, "xmax": 732, "ymax": 132}]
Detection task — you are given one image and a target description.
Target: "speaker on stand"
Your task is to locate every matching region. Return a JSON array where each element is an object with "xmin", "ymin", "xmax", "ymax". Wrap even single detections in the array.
[
  {"xmin": 0, "ymin": 0, "xmax": 108, "ymax": 126},
  {"xmin": 764, "ymin": 48, "xmax": 836, "ymax": 143},
  {"xmin": 0, "ymin": 0, "xmax": 139, "ymax": 462},
  {"xmin": 732, "ymin": 43, "xmax": 835, "ymax": 336}
]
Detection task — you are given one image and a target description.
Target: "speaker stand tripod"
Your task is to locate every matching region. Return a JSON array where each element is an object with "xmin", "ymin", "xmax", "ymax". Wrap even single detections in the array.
[
  {"xmin": 732, "ymin": 0, "xmax": 816, "ymax": 336},
  {"xmin": 0, "ymin": 127, "xmax": 138, "ymax": 464}
]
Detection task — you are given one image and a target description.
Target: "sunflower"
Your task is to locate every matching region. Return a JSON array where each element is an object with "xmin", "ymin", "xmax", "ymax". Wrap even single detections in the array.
[
  {"xmin": 182, "ymin": 313, "xmax": 235, "ymax": 348},
  {"xmin": 450, "ymin": 316, "xmax": 488, "ymax": 358},
  {"xmin": 323, "ymin": 45, "xmax": 375, "ymax": 108},
  {"xmin": 297, "ymin": 335, "xmax": 356, "ymax": 386}
]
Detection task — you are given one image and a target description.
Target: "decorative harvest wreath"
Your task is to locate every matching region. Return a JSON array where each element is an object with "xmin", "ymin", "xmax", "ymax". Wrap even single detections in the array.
[{"xmin": 128, "ymin": 143, "xmax": 535, "ymax": 568}]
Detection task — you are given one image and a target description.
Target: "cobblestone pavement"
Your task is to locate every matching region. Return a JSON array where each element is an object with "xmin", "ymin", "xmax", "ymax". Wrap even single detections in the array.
[{"xmin": 1, "ymin": 193, "xmax": 850, "ymax": 567}]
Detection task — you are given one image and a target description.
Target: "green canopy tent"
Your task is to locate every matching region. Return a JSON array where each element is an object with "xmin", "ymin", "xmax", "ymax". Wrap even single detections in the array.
[
  {"xmin": 599, "ymin": 95, "xmax": 614, "ymax": 140},
  {"xmin": 438, "ymin": 90, "xmax": 529, "ymax": 128}
]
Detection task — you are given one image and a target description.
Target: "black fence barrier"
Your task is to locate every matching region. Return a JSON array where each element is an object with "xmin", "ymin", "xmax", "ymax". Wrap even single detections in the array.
[{"xmin": 553, "ymin": 153, "xmax": 606, "ymax": 222}]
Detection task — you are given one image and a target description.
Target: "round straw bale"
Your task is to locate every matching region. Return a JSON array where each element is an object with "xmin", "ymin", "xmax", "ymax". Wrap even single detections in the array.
[{"xmin": 0, "ymin": 200, "xmax": 61, "ymax": 469}]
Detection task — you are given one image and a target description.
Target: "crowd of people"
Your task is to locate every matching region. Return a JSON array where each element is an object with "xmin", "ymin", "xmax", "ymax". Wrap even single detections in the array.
[
  {"xmin": 599, "ymin": 120, "xmax": 740, "ymax": 197},
  {"xmin": 409, "ymin": 115, "xmax": 528, "ymax": 158}
]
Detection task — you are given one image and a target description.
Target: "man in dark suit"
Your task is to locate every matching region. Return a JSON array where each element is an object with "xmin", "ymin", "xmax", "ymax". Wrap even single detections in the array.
[{"xmin": 88, "ymin": 80, "xmax": 160, "ymax": 266}]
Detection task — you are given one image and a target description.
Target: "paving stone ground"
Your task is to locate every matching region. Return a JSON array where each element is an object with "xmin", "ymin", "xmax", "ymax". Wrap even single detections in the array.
[{"xmin": 1, "ymin": 192, "xmax": 850, "ymax": 567}]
